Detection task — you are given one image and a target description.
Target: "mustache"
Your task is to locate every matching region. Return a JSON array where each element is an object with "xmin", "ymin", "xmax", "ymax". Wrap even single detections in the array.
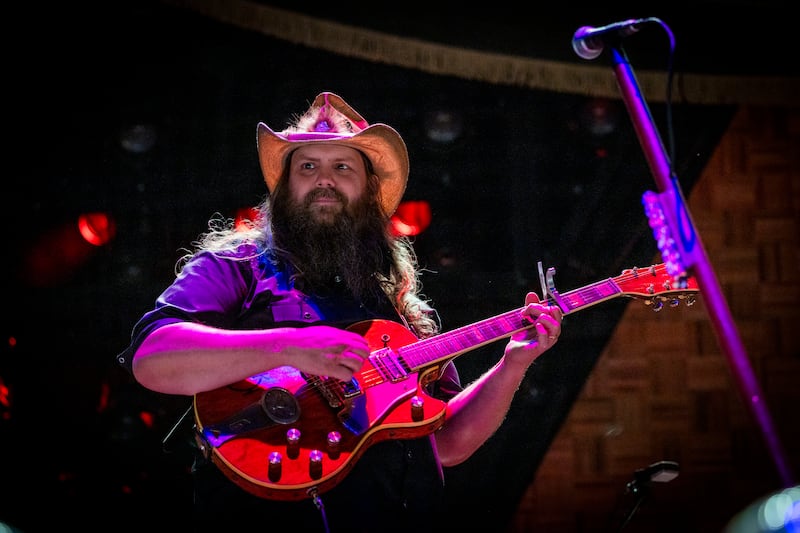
[{"xmin": 304, "ymin": 188, "xmax": 346, "ymax": 206}]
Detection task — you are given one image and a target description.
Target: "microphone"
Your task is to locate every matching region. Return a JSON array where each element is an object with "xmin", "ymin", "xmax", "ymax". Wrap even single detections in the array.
[
  {"xmin": 633, "ymin": 460, "xmax": 679, "ymax": 484},
  {"xmin": 572, "ymin": 18, "xmax": 648, "ymax": 60}
]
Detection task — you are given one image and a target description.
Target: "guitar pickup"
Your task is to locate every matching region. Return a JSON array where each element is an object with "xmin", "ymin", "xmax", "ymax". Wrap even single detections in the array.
[{"xmin": 369, "ymin": 348, "xmax": 409, "ymax": 382}]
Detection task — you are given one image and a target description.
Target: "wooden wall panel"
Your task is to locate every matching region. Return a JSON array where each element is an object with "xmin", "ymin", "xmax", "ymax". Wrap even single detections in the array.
[{"xmin": 511, "ymin": 105, "xmax": 800, "ymax": 532}]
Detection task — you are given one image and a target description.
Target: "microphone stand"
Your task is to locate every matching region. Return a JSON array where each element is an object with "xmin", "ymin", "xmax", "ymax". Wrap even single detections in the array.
[
  {"xmin": 612, "ymin": 461, "xmax": 679, "ymax": 532},
  {"xmin": 605, "ymin": 43, "xmax": 795, "ymax": 487}
]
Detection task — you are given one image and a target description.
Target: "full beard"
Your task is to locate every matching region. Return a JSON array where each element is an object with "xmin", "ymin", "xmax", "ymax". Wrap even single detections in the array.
[{"xmin": 271, "ymin": 188, "xmax": 390, "ymax": 303}]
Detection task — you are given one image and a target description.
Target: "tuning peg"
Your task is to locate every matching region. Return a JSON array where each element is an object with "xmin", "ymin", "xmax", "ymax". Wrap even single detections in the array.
[{"xmin": 651, "ymin": 299, "xmax": 664, "ymax": 312}]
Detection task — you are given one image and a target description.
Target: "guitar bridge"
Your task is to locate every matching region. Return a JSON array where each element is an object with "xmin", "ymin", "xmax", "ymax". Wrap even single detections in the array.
[
  {"xmin": 303, "ymin": 374, "xmax": 361, "ymax": 408},
  {"xmin": 340, "ymin": 378, "xmax": 361, "ymax": 398}
]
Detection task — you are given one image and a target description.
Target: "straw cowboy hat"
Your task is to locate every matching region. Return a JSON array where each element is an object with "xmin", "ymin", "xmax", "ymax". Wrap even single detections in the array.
[{"xmin": 257, "ymin": 92, "xmax": 409, "ymax": 216}]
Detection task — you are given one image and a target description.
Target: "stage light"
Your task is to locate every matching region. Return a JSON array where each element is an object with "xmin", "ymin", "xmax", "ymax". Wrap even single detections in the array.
[
  {"xmin": 581, "ymin": 97, "xmax": 619, "ymax": 137},
  {"xmin": 234, "ymin": 207, "xmax": 260, "ymax": 231},
  {"xmin": 390, "ymin": 201, "xmax": 432, "ymax": 236},
  {"xmin": 726, "ymin": 485, "xmax": 800, "ymax": 533},
  {"xmin": 77, "ymin": 212, "xmax": 116, "ymax": 246},
  {"xmin": 120, "ymin": 123, "xmax": 158, "ymax": 154},
  {"xmin": 19, "ymin": 212, "xmax": 116, "ymax": 287},
  {"xmin": 424, "ymin": 109, "xmax": 463, "ymax": 144}
]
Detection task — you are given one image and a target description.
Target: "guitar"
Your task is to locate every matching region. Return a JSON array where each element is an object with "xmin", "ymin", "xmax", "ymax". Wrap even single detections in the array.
[{"xmin": 193, "ymin": 263, "xmax": 698, "ymax": 501}]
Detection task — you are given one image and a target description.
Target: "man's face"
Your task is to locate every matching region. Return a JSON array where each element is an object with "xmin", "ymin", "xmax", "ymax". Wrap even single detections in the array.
[{"xmin": 287, "ymin": 144, "xmax": 369, "ymax": 223}]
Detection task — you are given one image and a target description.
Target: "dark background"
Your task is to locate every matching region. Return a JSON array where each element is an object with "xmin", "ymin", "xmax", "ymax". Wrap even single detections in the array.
[{"xmin": 2, "ymin": 2, "xmax": 793, "ymax": 531}]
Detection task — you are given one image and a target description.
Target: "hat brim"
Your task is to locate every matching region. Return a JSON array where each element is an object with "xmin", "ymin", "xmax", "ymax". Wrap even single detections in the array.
[{"xmin": 257, "ymin": 122, "xmax": 409, "ymax": 216}]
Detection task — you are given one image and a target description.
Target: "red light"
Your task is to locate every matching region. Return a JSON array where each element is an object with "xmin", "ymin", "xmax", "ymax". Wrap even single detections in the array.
[
  {"xmin": 22, "ymin": 223, "xmax": 93, "ymax": 286},
  {"xmin": 20, "ymin": 212, "xmax": 116, "ymax": 287},
  {"xmin": 234, "ymin": 207, "xmax": 260, "ymax": 232},
  {"xmin": 77, "ymin": 212, "xmax": 116, "ymax": 246},
  {"xmin": 139, "ymin": 411, "xmax": 155, "ymax": 429},
  {"xmin": 97, "ymin": 381, "xmax": 110, "ymax": 414},
  {"xmin": 0, "ymin": 374, "xmax": 10, "ymax": 410},
  {"xmin": 391, "ymin": 201, "xmax": 431, "ymax": 236}
]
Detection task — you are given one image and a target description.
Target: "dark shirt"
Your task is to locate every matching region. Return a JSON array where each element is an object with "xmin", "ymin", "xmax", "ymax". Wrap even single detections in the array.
[{"xmin": 117, "ymin": 245, "xmax": 462, "ymax": 532}]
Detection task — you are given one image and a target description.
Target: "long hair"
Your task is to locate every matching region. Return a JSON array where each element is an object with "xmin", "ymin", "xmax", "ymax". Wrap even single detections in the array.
[{"xmin": 179, "ymin": 158, "xmax": 439, "ymax": 339}]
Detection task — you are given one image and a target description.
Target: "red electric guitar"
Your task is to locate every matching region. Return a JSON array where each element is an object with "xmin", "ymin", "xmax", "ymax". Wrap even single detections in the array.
[{"xmin": 193, "ymin": 263, "xmax": 698, "ymax": 501}]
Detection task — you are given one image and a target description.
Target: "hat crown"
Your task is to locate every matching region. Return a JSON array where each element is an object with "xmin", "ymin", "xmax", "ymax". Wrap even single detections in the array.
[{"xmin": 286, "ymin": 92, "xmax": 369, "ymax": 137}]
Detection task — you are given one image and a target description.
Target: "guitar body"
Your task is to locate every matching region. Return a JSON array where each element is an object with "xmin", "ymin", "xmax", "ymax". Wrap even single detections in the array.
[
  {"xmin": 193, "ymin": 319, "xmax": 448, "ymax": 501},
  {"xmin": 193, "ymin": 262, "xmax": 699, "ymax": 501}
]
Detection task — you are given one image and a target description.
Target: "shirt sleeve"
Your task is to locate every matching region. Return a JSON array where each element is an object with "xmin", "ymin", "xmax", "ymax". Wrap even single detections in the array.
[
  {"xmin": 115, "ymin": 251, "xmax": 252, "ymax": 373},
  {"xmin": 428, "ymin": 360, "xmax": 463, "ymax": 401}
]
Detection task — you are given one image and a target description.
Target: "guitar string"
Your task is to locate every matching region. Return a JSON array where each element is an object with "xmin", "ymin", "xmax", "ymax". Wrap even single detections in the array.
[
  {"xmin": 301, "ymin": 265, "xmax": 691, "ymax": 396},
  {"xmin": 212, "ymin": 265, "xmax": 695, "ymax": 485},
  {"xmin": 248, "ymin": 265, "xmax": 694, "ymax": 415}
]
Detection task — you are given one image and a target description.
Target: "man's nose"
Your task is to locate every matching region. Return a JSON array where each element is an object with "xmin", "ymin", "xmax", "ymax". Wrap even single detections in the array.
[{"xmin": 315, "ymin": 168, "xmax": 335, "ymax": 187}]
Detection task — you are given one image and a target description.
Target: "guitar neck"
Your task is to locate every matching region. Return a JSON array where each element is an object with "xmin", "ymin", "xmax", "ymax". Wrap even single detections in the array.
[{"xmin": 399, "ymin": 277, "xmax": 622, "ymax": 372}]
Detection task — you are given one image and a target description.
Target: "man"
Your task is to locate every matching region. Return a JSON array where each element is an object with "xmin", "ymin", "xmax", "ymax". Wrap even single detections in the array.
[{"xmin": 117, "ymin": 92, "xmax": 562, "ymax": 532}]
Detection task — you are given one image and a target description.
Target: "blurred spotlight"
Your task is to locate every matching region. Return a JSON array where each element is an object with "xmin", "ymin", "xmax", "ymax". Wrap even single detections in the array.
[
  {"xmin": 19, "ymin": 212, "xmax": 116, "ymax": 287},
  {"xmin": 0, "ymin": 521, "xmax": 26, "ymax": 532},
  {"xmin": 726, "ymin": 485, "xmax": 800, "ymax": 533},
  {"xmin": 120, "ymin": 123, "xmax": 158, "ymax": 153},
  {"xmin": 77, "ymin": 212, "xmax": 116, "ymax": 246},
  {"xmin": 433, "ymin": 246, "xmax": 459, "ymax": 269},
  {"xmin": 234, "ymin": 206, "xmax": 260, "ymax": 232},
  {"xmin": 0, "ymin": 373, "xmax": 10, "ymax": 422},
  {"xmin": 581, "ymin": 97, "xmax": 619, "ymax": 137},
  {"xmin": 391, "ymin": 200, "xmax": 431, "ymax": 236},
  {"xmin": 424, "ymin": 109, "xmax": 463, "ymax": 143}
]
